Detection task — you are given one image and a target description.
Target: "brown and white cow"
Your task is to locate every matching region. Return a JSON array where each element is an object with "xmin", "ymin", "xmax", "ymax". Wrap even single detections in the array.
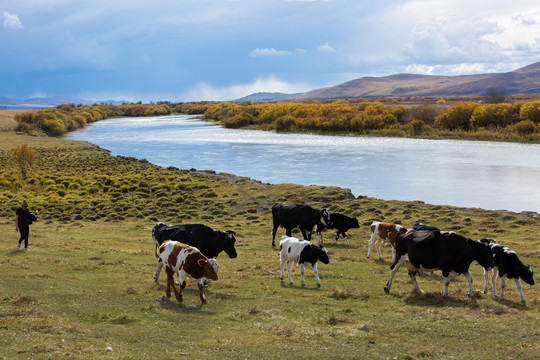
[
  {"xmin": 367, "ymin": 221, "xmax": 406, "ymax": 260},
  {"xmin": 158, "ymin": 240, "xmax": 219, "ymax": 305}
]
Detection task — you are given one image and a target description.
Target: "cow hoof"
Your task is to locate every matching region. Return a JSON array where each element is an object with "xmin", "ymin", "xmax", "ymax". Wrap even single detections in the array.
[
  {"xmin": 289, "ymin": 282, "xmax": 293, "ymax": 285},
  {"xmin": 202, "ymin": 300, "xmax": 208, "ymax": 305},
  {"xmin": 467, "ymin": 292, "xmax": 475, "ymax": 298},
  {"xmin": 384, "ymin": 286, "xmax": 390, "ymax": 294},
  {"xmin": 317, "ymin": 284, "xmax": 321, "ymax": 288},
  {"xmin": 521, "ymin": 300, "xmax": 526, "ymax": 304},
  {"xmin": 158, "ymin": 295, "xmax": 165, "ymax": 301}
]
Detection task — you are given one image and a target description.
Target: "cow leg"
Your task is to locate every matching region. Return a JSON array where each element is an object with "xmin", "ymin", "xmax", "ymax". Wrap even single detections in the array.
[
  {"xmin": 464, "ymin": 270, "xmax": 475, "ymax": 298},
  {"xmin": 299, "ymin": 264, "xmax": 306, "ymax": 287},
  {"xmin": 491, "ymin": 267, "xmax": 499, "ymax": 298},
  {"xmin": 482, "ymin": 268, "xmax": 489, "ymax": 294},
  {"xmin": 334, "ymin": 230, "xmax": 340, "ymax": 243},
  {"xmin": 285, "ymin": 228, "xmax": 292, "ymax": 237},
  {"xmin": 271, "ymin": 225, "xmax": 279, "ymax": 247},
  {"xmin": 312, "ymin": 263, "xmax": 321, "ymax": 287},
  {"xmin": 375, "ymin": 240, "xmax": 383, "ymax": 260},
  {"xmin": 409, "ymin": 271, "xmax": 424, "ymax": 294},
  {"xmin": 280, "ymin": 256, "xmax": 286, "ymax": 281},
  {"xmin": 514, "ymin": 278, "xmax": 526, "ymax": 304},
  {"xmin": 343, "ymin": 232, "xmax": 350, "ymax": 246},
  {"xmin": 166, "ymin": 267, "xmax": 180, "ymax": 300},
  {"xmin": 391, "ymin": 245, "xmax": 396, "ymax": 262},
  {"xmin": 198, "ymin": 281, "xmax": 208, "ymax": 305},
  {"xmin": 500, "ymin": 275, "xmax": 507, "ymax": 300},
  {"xmin": 155, "ymin": 260, "xmax": 163, "ymax": 282},
  {"xmin": 317, "ymin": 231, "xmax": 323, "ymax": 246},
  {"xmin": 287, "ymin": 260, "xmax": 294, "ymax": 284},
  {"xmin": 384, "ymin": 254, "xmax": 407, "ymax": 293},
  {"xmin": 367, "ymin": 234, "xmax": 376, "ymax": 258},
  {"xmin": 176, "ymin": 271, "xmax": 188, "ymax": 303}
]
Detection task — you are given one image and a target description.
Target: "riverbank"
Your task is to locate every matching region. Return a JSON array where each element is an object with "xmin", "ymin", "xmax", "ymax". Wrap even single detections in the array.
[{"xmin": 1, "ymin": 120, "xmax": 539, "ymax": 358}]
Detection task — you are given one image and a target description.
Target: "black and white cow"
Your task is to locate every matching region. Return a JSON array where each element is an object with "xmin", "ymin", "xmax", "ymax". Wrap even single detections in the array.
[
  {"xmin": 279, "ymin": 236, "xmax": 330, "ymax": 287},
  {"xmin": 384, "ymin": 229, "xmax": 494, "ymax": 298},
  {"xmin": 152, "ymin": 223, "xmax": 237, "ymax": 283},
  {"xmin": 316, "ymin": 213, "xmax": 359, "ymax": 245},
  {"xmin": 271, "ymin": 203, "xmax": 332, "ymax": 247},
  {"xmin": 480, "ymin": 238, "xmax": 535, "ymax": 303}
]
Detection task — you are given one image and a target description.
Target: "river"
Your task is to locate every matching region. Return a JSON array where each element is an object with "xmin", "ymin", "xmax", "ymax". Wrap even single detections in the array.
[{"xmin": 67, "ymin": 115, "xmax": 540, "ymax": 213}]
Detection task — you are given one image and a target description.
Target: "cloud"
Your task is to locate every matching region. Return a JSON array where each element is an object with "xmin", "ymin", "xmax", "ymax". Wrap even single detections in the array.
[
  {"xmin": 250, "ymin": 48, "xmax": 306, "ymax": 57},
  {"xmin": 3, "ymin": 11, "xmax": 23, "ymax": 29},
  {"xmin": 317, "ymin": 42, "xmax": 336, "ymax": 53},
  {"xmin": 182, "ymin": 76, "xmax": 310, "ymax": 101},
  {"xmin": 405, "ymin": 62, "xmax": 521, "ymax": 76}
]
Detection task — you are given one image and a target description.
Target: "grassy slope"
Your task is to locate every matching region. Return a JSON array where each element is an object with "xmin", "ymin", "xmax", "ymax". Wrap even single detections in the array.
[{"xmin": 0, "ymin": 123, "xmax": 539, "ymax": 359}]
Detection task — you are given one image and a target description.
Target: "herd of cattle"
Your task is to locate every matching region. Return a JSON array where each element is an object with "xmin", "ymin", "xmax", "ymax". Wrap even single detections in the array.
[{"xmin": 152, "ymin": 203, "xmax": 535, "ymax": 305}]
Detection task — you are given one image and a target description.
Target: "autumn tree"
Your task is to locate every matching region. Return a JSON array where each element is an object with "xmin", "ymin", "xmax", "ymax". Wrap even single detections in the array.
[{"xmin": 10, "ymin": 144, "xmax": 38, "ymax": 180}]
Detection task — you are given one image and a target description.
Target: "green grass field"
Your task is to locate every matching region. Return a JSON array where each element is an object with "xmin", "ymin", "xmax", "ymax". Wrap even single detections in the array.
[{"xmin": 1, "ymin": 127, "xmax": 539, "ymax": 359}]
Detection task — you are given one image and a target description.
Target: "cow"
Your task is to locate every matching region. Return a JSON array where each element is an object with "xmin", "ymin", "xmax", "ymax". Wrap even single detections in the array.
[
  {"xmin": 384, "ymin": 230, "xmax": 494, "ymax": 298},
  {"xmin": 279, "ymin": 236, "xmax": 330, "ymax": 287},
  {"xmin": 480, "ymin": 238, "xmax": 535, "ymax": 303},
  {"xmin": 271, "ymin": 203, "xmax": 332, "ymax": 247},
  {"xmin": 158, "ymin": 240, "xmax": 218, "ymax": 305},
  {"xmin": 367, "ymin": 221, "xmax": 406, "ymax": 260},
  {"xmin": 152, "ymin": 223, "xmax": 237, "ymax": 283},
  {"xmin": 316, "ymin": 213, "xmax": 359, "ymax": 245}
]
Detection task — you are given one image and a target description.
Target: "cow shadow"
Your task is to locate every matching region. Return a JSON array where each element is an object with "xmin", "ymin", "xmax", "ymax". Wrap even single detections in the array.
[
  {"xmin": 401, "ymin": 291, "xmax": 476, "ymax": 308},
  {"xmin": 153, "ymin": 284, "xmax": 223, "ymax": 312},
  {"xmin": 279, "ymin": 280, "xmax": 323, "ymax": 291}
]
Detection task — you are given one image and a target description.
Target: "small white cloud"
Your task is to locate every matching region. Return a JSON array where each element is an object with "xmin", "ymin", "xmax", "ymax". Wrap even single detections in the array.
[
  {"xmin": 249, "ymin": 47, "xmax": 306, "ymax": 57},
  {"xmin": 3, "ymin": 11, "xmax": 24, "ymax": 29},
  {"xmin": 317, "ymin": 42, "xmax": 336, "ymax": 53}
]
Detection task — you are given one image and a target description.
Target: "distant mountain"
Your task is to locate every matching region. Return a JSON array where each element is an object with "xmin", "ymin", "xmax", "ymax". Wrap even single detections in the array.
[
  {"xmin": 0, "ymin": 96, "xmax": 126, "ymax": 109},
  {"xmin": 235, "ymin": 92, "xmax": 300, "ymax": 102},
  {"xmin": 285, "ymin": 61, "xmax": 540, "ymax": 100}
]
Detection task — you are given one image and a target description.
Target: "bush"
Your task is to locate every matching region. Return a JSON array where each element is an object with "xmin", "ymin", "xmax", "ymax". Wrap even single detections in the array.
[
  {"xmin": 275, "ymin": 115, "xmax": 296, "ymax": 132},
  {"xmin": 435, "ymin": 102, "xmax": 480, "ymax": 130},
  {"xmin": 509, "ymin": 120, "xmax": 537, "ymax": 136},
  {"xmin": 410, "ymin": 105, "xmax": 438, "ymax": 124},
  {"xmin": 409, "ymin": 120, "xmax": 425, "ymax": 135},
  {"xmin": 519, "ymin": 101, "xmax": 540, "ymax": 123},
  {"xmin": 470, "ymin": 104, "xmax": 520, "ymax": 128}
]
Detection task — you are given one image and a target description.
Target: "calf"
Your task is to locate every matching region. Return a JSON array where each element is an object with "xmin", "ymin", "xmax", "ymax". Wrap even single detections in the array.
[
  {"xmin": 271, "ymin": 203, "xmax": 332, "ymax": 247},
  {"xmin": 316, "ymin": 213, "xmax": 359, "ymax": 245},
  {"xmin": 158, "ymin": 240, "xmax": 218, "ymax": 305},
  {"xmin": 384, "ymin": 230, "xmax": 494, "ymax": 298},
  {"xmin": 153, "ymin": 223, "xmax": 237, "ymax": 283},
  {"xmin": 480, "ymin": 239, "xmax": 535, "ymax": 303},
  {"xmin": 367, "ymin": 221, "xmax": 406, "ymax": 260},
  {"xmin": 279, "ymin": 236, "xmax": 330, "ymax": 287}
]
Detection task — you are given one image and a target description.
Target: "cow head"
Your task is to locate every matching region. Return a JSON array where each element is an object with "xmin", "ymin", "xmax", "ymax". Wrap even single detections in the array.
[
  {"xmin": 317, "ymin": 245, "xmax": 330, "ymax": 264},
  {"xmin": 200, "ymin": 258, "xmax": 219, "ymax": 281},
  {"xmin": 468, "ymin": 238, "xmax": 494, "ymax": 269},
  {"xmin": 221, "ymin": 230, "xmax": 238, "ymax": 258},
  {"xmin": 319, "ymin": 209, "xmax": 332, "ymax": 227},
  {"xmin": 350, "ymin": 217, "xmax": 360, "ymax": 229},
  {"xmin": 520, "ymin": 265, "xmax": 535, "ymax": 286}
]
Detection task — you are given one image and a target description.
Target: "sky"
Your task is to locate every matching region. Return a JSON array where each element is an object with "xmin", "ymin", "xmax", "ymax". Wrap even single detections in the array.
[{"xmin": 1, "ymin": 0, "xmax": 540, "ymax": 102}]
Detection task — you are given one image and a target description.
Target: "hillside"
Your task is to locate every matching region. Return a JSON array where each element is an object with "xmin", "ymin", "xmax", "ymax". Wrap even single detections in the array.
[{"xmin": 286, "ymin": 61, "xmax": 540, "ymax": 100}]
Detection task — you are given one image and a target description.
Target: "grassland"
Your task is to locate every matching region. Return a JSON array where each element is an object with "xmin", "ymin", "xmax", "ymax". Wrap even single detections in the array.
[{"xmin": 1, "ymin": 110, "xmax": 539, "ymax": 359}]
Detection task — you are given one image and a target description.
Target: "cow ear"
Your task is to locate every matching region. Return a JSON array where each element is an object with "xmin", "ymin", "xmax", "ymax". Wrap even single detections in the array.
[{"xmin": 198, "ymin": 259, "xmax": 207, "ymax": 267}]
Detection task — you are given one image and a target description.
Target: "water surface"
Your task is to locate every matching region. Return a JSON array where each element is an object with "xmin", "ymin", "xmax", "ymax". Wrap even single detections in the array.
[{"xmin": 67, "ymin": 115, "xmax": 540, "ymax": 213}]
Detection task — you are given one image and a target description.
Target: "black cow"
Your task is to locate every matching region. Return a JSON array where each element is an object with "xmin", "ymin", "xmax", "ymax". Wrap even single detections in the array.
[
  {"xmin": 152, "ymin": 223, "xmax": 237, "ymax": 283},
  {"xmin": 316, "ymin": 213, "xmax": 359, "ymax": 245},
  {"xmin": 480, "ymin": 239, "xmax": 534, "ymax": 303},
  {"xmin": 271, "ymin": 203, "xmax": 332, "ymax": 247},
  {"xmin": 384, "ymin": 230, "xmax": 494, "ymax": 298}
]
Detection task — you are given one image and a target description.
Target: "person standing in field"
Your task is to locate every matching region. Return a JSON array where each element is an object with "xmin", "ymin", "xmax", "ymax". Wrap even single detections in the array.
[{"xmin": 15, "ymin": 200, "xmax": 32, "ymax": 251}]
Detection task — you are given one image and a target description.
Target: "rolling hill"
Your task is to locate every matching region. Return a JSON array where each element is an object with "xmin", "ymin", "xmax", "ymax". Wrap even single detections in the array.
[{"xmin": 285, "ymin": 61, "xmax": 540, "ymax": 100}]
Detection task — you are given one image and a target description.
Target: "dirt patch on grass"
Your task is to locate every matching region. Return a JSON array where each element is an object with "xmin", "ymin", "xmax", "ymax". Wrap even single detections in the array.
[{"xmin": 0, "ymin": 109, "xmax": 40, "ymax": 131}]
